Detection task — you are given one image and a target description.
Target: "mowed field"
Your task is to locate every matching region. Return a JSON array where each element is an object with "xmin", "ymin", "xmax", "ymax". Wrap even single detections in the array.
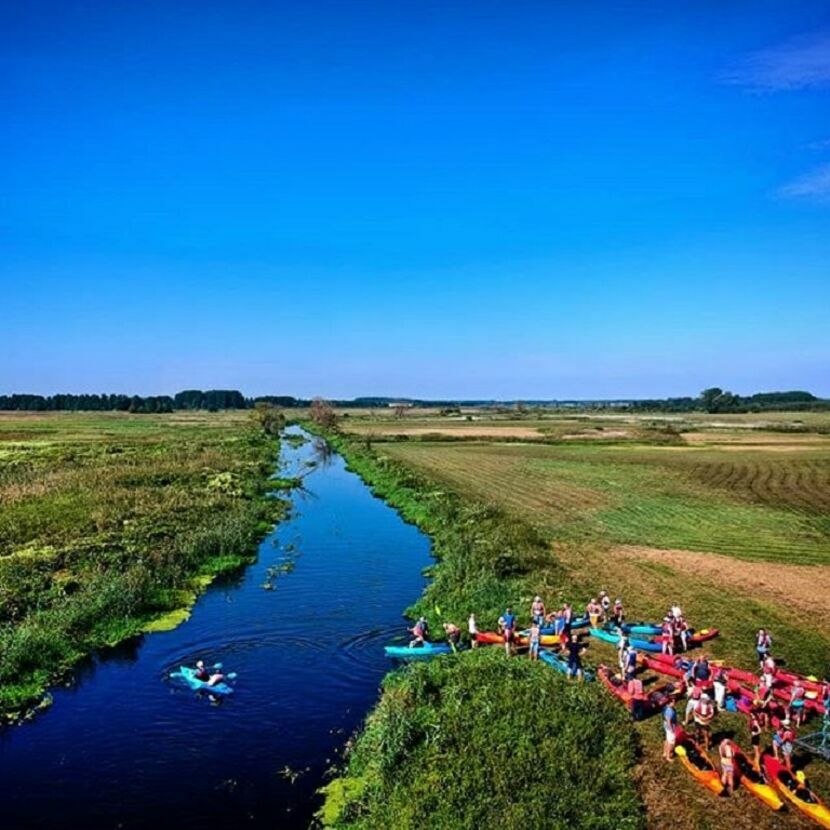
[{"xmin": 377, "ymin": 437, "xmax": 830, "ymax": 652}]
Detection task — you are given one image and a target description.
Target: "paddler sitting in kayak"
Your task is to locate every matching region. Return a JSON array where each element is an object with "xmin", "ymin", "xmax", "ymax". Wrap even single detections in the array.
[
  {"xmin": 409, "ymin": 616, "xmax": 429, "ymax": 648},
  {"xmin": 193, "ymin": 660, "xmax": 225, "ymax": 687}
]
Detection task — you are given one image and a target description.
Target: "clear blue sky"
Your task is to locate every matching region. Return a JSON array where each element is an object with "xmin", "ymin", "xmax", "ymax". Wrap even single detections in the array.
[{"xmin": 3, "ymin": 1, "xmax": 829, "ymax": 399}]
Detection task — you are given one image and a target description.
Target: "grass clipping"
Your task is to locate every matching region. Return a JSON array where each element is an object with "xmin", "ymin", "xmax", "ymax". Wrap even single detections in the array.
[{"xmin": 320, "ymin": 649, "xmax": 644, "ymax": 829}]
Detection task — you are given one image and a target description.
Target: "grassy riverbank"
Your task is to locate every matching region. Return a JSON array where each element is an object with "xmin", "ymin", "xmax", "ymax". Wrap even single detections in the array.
[
  {"xmin": 319, "ymin": 424, "xmax": 829, "ymax": 830},
  {"xmin": 0, "ymin": 411, "xmax": 284, "ymax": 716}
]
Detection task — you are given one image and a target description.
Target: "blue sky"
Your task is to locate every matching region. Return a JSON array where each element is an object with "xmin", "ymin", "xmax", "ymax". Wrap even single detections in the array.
[{"xmin": 2, "ymin": 1, "xmax": 829, "ymax": 399}]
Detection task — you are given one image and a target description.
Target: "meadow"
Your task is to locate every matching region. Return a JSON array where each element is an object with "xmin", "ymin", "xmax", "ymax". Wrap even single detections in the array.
[
  {"xmin": 322, "ymin": 411, "xmax": 830, "ymax": 830},
  {"xmin": 0, "ymin": 411, "xmax": 283, "ymax": 715}
]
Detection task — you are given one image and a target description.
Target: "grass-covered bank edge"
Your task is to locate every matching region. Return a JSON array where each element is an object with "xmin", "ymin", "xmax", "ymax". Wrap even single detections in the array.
[
  {"xmin": 308, "ymin": 428, "xmax": 645, "ymax": 829},
  {"xmin": 0, "ymin": 431, "xmax": 287, "ymax": 721}
]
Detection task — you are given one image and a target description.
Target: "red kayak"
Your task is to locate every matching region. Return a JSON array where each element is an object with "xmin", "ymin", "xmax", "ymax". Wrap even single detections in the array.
[
  {"xmin": 728, "ymin": 679, "xmax": 786, "ymax": 728},
  {"xmin": 639, "ymin": 655, "xmax": 714, "ymax": 689},
  {"xmin": 775, "ymin": 670, "xmax": 824, "ymax": 696},
  {"xmin": 597, "ymin": 665, "xmax": 678, "ymax": 716}
]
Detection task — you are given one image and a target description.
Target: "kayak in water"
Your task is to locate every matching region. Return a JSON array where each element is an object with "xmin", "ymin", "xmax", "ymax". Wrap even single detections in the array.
[
  {"xmin": 384, "ymin": 642, "xmax": 453, "ymax": 660},
  {"xmin": 171, "ymin": 666, "xmax": 234, "ymax": 696}
]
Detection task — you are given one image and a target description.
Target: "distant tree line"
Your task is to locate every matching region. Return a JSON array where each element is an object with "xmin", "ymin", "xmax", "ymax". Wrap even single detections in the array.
[
  {"xmin": 1, "ymin": 388, "xmax": 826, "ymax": 414},
  {"xmin": 629, "ymin": 388, "xmax": 828, "ymax": 414}
]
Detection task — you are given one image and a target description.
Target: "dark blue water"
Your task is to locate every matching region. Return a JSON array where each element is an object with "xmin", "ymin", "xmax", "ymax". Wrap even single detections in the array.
[{"xmin": 0, "ymin": 428, "xmax": 430, "ymax": 829}]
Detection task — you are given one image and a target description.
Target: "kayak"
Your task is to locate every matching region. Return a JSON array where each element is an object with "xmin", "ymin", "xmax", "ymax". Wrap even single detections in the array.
[
  {"xmin": 775, "ymin": 670, "xmax": 824, "ymax": 695},
  {"xmin": 725, "ymin": 740, "xmax": 783, "ymax": 811},
  {"xmin": 597, "ymin": 665, "xmax": 677, "ymax": 716},
  {"xmin": 727, "ymin": 680, "xmax": 786, "ymax": 729},
  {"xmin": 603, "ymin": 621, "xmax": 662, "ymax": 636},
  {"xmin": 673, "ymin": 727, "xmax": 724, "ymax": 796},
  {"xmin": 538, "ymin": 617, "xmax": 589, "ymax": 636},
  {"xmin": 639, "ymin": 655, "xmax": 714, "ymax": 689},
  {"xmin": 589, "ymin": 628, "xmax": 662, "ymax": 653},
  {"xmin": 170, "ymin": 666, "xmax": 234, "ymax": 696},
  {"xmin": 539, "ymin": 649, "xmax": 594, "ymax": 681},
  {"xmin": 385, "ymin": 642, "xmax": 453, "ymax": 660},
  {"xmin": 477, "ymin": 631, "xmax": 561, "ymax": 647},
  {"xmin": 687, "ymin": 628, "xmax": 719, "ymax": 647},
  {"xmin": 762, "ymin": 755, "xmax": 830, "ymax": 829}
]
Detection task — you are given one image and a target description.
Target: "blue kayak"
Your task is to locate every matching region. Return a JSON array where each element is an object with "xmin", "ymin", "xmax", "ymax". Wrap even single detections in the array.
[
  {"xmin": 605, "ymin": 621, "xmax": 663, "ymax": 637},
  {"xmin": 384, "ymin": 642, "xmax": 453, "ymax": 660},
  {"xmin": 170, "ymin": 666, "xmax": 234, "ymax": 696},
  {"xmin": 539, "ymin": 649, "xmax": 595, "ymax": 681},
  {"xmin": 538, "ymin": 617, "xmax": 589, "ymax": 636},
  {"xmin": 589, "ymin": 628, "xmax": 662, "ymax": 653}
]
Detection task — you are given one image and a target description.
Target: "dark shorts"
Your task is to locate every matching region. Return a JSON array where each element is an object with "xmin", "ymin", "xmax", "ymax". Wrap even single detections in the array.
[{"xmin": 751, "ymin": 734, "xmax": 761, "ymax": 747}]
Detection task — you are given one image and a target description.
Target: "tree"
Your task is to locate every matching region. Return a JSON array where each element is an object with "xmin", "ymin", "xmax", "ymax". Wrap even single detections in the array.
[
  {"xmin": 699, "ymin": 387, "xmax": 724, "ymax": 413},
  {"xmin": 250, "ymin": 402, "xmax": 285, "ymax": 435},
  {"xmin": 309, "ymin": 398, "xmax": 337, "ymax": 430}
]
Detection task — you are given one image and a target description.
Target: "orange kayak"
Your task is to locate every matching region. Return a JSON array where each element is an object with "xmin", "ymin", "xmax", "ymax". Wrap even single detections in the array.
[
  {"xmin": 763, "ymin": 755, "xmax": 830, "ymax": 829},
  {"xmin": 673, "ymin": 728, "xmax": 724, "ymax": 796},
  {"xmin": 724, "ymin": 740, "xmax": 783, "ymax": 811}
]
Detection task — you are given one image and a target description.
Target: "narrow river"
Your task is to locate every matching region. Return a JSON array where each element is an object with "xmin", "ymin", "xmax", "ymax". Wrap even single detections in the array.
[{"xmin": 0, "ymin": 427, "xmax": 431, "ymax": 829}]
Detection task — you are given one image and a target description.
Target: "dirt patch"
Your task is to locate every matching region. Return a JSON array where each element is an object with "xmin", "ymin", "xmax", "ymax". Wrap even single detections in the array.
[
  {"xmin": 614, "ymin": 545, "xmax": 830, "ymax": 622},
  {"xmin": 347, "ymin": 425, "xmax": 545, "ymax": 438},
  {"xmin": 560, "ymin": 429, "xmax": 631, "ymax": 440},
  {"xmin": 682, "ymin": 431, "xmax": 830, "ymax": 450}
]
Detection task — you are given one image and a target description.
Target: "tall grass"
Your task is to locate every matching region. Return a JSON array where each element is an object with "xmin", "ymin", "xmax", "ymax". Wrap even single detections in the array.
[{"xmin": 0, "ymin": 413, "xmax": 284, "ymax": 715}]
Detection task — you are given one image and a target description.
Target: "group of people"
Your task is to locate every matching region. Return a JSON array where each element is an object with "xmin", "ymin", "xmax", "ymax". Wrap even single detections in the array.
[{"xmin": 660, "ymin": 628, "xmax": 830, "ymax": 797}]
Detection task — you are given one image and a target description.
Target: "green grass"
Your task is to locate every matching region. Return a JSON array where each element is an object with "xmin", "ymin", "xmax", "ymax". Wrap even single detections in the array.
[
  {"xmin": 381, "ymin": 442, "xmax": 830, "ymax": 563},
  {"xmin": 320, "ymin": 649, "xmax": 644, "ymax": 830},
  {"xmin": 0, "ymin": 411, "xmax": 285, "ymax": 715}
]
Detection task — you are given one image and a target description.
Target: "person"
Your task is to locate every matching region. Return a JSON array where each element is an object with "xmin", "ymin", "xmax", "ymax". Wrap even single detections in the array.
[
  {"xmin": 409, "ymin": 616, "xmax": 428, "ymax": 647},
  {"xmin": 628, "ymin": 674, "xmax": 646, "ymax": 720},
  {"xmin": 662, "ymin": 699, "xmax": 678, "ymax": 761},
  {"xmin": 712, "ymin": 667, "xmax": 727, "ymax": 712},
  {"xmin": 756, "ymin": 678, "xmax": 774, "ymax": 728},
  {"xmin": 623, "ymin": 644, "xmax": 638, "ymax": 682},
  {"xmin": 586, "ymin": 598, "xmax": 602, "ymax": 629},
  {"xmin": 661, "ymin": 617, "xmax": 674, "ymax": 656},
  {"xmin": 749, "ymin": 710, "xmax": 763, "ymax": 769},
  {"xmin": 499, "ymin": 607, "xmax": 516, "ymax": 657},
  {"xmin": 530, "ymin": 595, "xmax": 545, "ymax": 626},
  {"xmin": 694, "ymin": 656, "xmax": 711, "ymax": 684},
  {"xmin": 772, "ymin": 724, "xmax": 795, "ymax": 771},
  {"xmin": 612, "ymin": 598, "xmax": 625, "ymax": 628},
  {"xmin": 684, "ymin": 684, "xmax": 703, "ymax": 726},
  {"xmin": 528, "ymin": 621, "xmax": 541, "ymax": 661},
  {"xmin": 673, "ymin": 615, "xmax": 690, "ymax": 652},
  {"xmin": 756, "ymin": 629, "xmax": 772, "ymax": 669},
  {"xmin": 693, "ymin": 693, "xmax": 715, "ymax": 750},
  {"xmin": 194, "ymin": 660, "xmax": 225, "ymax": 687},
  {"xmin": 468, "ymin": 612, "xmax": 478, "ymax": 648},
  {"xmin": 788, "ymin": 680, "xmax": 806, "ymax": 727},
  {"xmin": 599, "ymin": 590, "xmax": 611, "ymax": 621},
  {"xmin": 553, "ymin": 609, "xmax": 566, "ymax": 639},
  {"xmin": 762, "ymin": 653, "xmax": 776, "ymax": 683},
  {"xmin": 719, "ymin": 738, "xmax": 735, "ymax": 796},
  {"xmin": 562, "ymin": 602, "xmax": 573, "ymax": 631},
  {"xmin": 670, "ymin": 603, "xmax": 683, "ymax": 621},
  {"xmin": 565, "ymin": 636, "xmax": 584, "ymax": 680},
  {"xmin": 443, "ymin": 622, "xmax": 461, "ymax": 651},
  {"xmin": 617, "ymin": 633, "xmax": 631, "ymax": 674}
]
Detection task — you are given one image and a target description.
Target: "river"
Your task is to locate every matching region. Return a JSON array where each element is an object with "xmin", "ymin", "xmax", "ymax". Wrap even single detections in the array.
[{"xmin": 0, "ymin": 427, "xmax": 431, "ymax": 829}]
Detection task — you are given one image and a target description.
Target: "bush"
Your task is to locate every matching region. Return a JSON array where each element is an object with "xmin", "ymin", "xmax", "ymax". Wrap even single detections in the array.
[{"xmin": 320, "ymin": 650, "xmax": 644, "ymax": 829}]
